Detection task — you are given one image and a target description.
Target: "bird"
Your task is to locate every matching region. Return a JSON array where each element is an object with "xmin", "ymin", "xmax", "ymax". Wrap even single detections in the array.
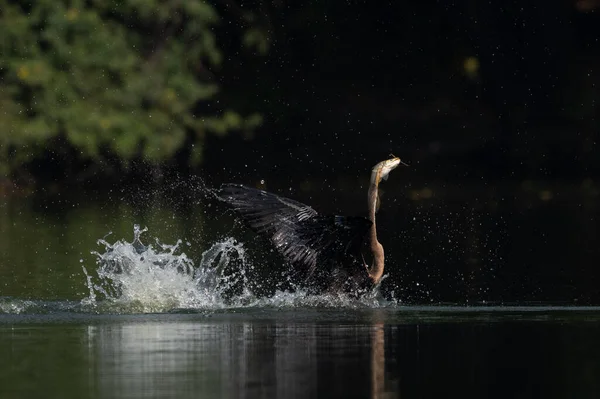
[{"xmin": 218, "ymin": 157, "xmax": 405, "ymax": 294}]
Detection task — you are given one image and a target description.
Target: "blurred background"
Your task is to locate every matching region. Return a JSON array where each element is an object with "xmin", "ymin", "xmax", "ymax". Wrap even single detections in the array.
[{"xmin": 1, "ymin": 0, "xmax": 599, "ymax": 304}]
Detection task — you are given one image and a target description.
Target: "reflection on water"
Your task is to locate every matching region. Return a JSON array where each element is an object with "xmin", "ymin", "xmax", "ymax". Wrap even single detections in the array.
[
  {"xmin": 92, "ymin": 322, "xmax": 371, "ymax": 398},
  {"xmin": 92, "ymin": 323, "xmax": 223, "ymax": 398},
  {"xmin": 2, "ymin": 310, "xmax": 600, "ymax": 398},
  {"xmin": 371, "ymin": 321, "xmax": 386, "ymax": 399}
]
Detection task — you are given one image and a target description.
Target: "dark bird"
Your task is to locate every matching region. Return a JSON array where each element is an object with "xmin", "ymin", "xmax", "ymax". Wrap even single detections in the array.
[{"xmin": 219, "ymin": 157, "xmax": 405, "ymax": 294}]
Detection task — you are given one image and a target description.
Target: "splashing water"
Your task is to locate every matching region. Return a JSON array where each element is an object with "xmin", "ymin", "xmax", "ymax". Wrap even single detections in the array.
[
  {"xmin": 82, "ymin": 225, "xmax": 247, "ymax": 312},
  {"xmin": 81, "ymin": 225, "xmax": 390, "ymax": 313}
]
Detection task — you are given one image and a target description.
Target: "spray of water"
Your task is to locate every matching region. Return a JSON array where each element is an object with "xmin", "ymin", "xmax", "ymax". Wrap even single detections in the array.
[{"xmin": 81, "ymin": 225, "xmax": 388, "ymax": 313}]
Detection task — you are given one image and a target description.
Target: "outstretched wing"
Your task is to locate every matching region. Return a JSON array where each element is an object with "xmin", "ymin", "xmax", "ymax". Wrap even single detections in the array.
[{"xmin": 219, "ymin": 184, "xmax": 372, "ymax": 276}]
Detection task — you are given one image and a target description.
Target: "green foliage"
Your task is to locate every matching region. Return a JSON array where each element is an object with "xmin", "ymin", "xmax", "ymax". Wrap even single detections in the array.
[
  {"xmin": 242, "ymin": 27, "xmax": 270, "ymax": 55},
  {"xmin": 0, "ymin": 0, "xmax": 261, "ymax": 178}
]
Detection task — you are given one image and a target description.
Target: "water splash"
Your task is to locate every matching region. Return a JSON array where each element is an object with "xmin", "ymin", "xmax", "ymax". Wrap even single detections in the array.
[
  {"xmin": 82, "ymin": 225, "xmax": 244, "ymax": 312},
  {"xmin": 0, "ymin": 298, "xmax": 81, "ymax": 315},
  {"xmin": 0, "ymin": 298, "xmax": 38, "ymax": 314},
  {"xmin": 79, "ymin": 225, "xmax": 391, "ymax": 313}
]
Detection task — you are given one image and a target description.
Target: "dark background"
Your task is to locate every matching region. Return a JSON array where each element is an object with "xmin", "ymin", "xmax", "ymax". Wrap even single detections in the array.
[{"xmin": 205, "ymin": 0, "xmax": 600, "ymax": 183}]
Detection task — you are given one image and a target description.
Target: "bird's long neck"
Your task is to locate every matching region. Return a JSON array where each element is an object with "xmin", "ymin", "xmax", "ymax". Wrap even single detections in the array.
[{"xmin": 367, "ymin": 167, "xmax": 385, "ymax": 283}]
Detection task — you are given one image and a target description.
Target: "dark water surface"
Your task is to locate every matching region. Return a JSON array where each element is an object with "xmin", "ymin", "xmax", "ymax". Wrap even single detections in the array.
[
  {"xmin": 1, "ymin": 307, "xmax": 600, "ymax": 399},
  {"xmin": 1, "ymin": 183, "xmax": 599, "ymax": 398},
  {"xmin": 1, "ymin": 182, "xmax": 599, "ymax": 303}
]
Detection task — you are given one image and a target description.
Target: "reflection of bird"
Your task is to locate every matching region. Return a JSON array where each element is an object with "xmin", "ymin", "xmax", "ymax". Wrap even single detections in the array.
[{"xmin": 219, "ymin": 157, "xmax": 405, "ymax": 293}]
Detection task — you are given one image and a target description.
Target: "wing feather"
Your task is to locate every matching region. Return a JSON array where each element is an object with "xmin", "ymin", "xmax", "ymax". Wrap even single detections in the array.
[{"xmin": 219, "ymin": 184, "xmax": 372, "ymax": 276}]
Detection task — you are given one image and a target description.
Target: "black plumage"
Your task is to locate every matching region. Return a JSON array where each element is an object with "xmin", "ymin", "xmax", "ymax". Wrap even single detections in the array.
[{"xmin": 219, "ymin": 184, "xmax": 373, "ymax": 292}]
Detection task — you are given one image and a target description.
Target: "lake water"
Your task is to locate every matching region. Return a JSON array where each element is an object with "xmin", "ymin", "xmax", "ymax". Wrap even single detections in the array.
[
  {"xmin": 2, "ymin": 307, "xmax": 600, "ymax": 398},
  {"xmin": 1, "ymin": 181, "xmax": 599, "ymax": 398}
]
